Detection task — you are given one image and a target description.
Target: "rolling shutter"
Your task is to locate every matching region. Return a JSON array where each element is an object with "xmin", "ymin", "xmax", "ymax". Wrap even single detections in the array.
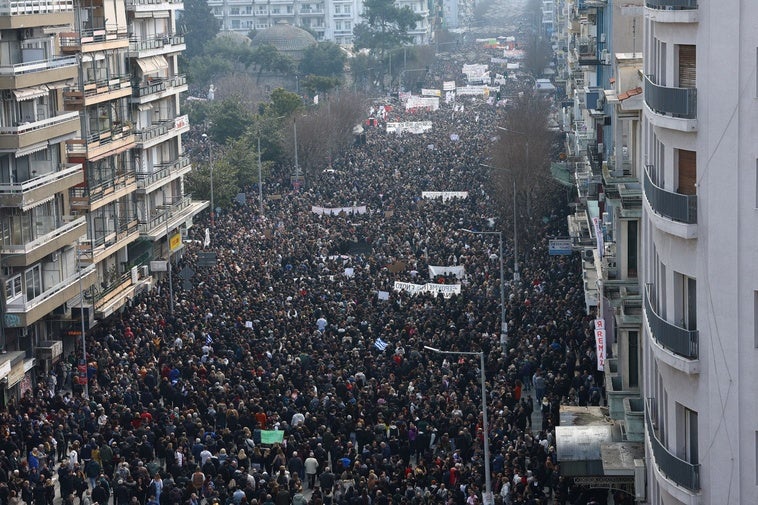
[
  {"xmin": 679, "ymin": 45, "xmax": 696, "ymax": 88},
  {"xmin": 677, "ymin": 150, "xmax": 696, "ymax": 195}
]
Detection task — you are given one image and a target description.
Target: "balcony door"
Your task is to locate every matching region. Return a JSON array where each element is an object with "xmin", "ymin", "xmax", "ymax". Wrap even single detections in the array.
[{"xmin": 678, "ymin": 150, "xmax": 696, "ymax": 196}]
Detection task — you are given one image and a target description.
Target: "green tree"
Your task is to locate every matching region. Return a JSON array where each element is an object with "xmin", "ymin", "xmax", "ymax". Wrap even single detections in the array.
[
  {"xmin": 185, "ymin": 150, "xmax": 239, "ymax": 210},
  {"xmin": 299, "ymin": 42, "xmax": 346, "ymax": 77},
  {"xmin": 249, "ymin": 44, "xmax": 295, "ymax": 84},
  {"xmin": 302, "ymin": 75, "xmax": 341, "ymax": 96},
  {"xmin": 186, "ymin": 54, "xmax": 233, "ymax": 87},
  {"xmin": 268, "ymin": 88, "xmax": 302, "ymax": 118},
  {"xmin": 178, "ymin": 0, "xmax": 220, "ymax": 60},
  {"xmin": 353, "ymin": 0, "xmax": 421, "ymax": 83},
  {"xmin": 207, "ymin": 96, "xmax": 255, "ymax": 143}
]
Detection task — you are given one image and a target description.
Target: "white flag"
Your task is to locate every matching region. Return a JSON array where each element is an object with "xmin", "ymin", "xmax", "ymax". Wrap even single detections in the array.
[
  {"xmin": 313, "ymin": 95, "xmax": 319, "ymax": 104},
  {"xmin": 204, "ymin": 228, "xmax": 211, "ymax": 248}
]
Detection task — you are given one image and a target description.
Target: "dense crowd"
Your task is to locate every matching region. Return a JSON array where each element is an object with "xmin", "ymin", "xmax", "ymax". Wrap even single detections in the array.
[{"xmin": 0, "ymin": 53, "xmax": 608, "ymax": 505}]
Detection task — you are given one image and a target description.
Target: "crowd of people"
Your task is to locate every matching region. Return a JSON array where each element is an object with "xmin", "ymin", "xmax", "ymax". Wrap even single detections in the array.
[{"xmin": 0, "ymin": 50, "xmax": 607, "ymax": 505}]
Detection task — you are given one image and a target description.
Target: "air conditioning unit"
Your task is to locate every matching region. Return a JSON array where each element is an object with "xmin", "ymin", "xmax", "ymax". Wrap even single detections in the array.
[
  {"xmin": 601, "ymin": 50, "xmax": 611, "ymax": 65},
  {"xmin": 50, "ymin": 252, "xmax": 59, "ymax": 262},
  {"xmin": 599, "ymin": 33, "xmax": 606, "ymax": 43},
  {"xmin": 141, "ymin": 265, "xmax": 149, "ymax": 278}
]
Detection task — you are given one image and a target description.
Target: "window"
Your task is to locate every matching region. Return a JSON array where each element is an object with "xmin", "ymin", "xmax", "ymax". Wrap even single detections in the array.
[
  {"xmin": 4, "ymin": 274, "xmax": 22, "ymax": 303},
  {"xmin": 334, "ymin": 4, "xmax": 340, "ymax": 13},
  {"xmin": 675, "ymin": 404, "xmax": 698, "ymax": 465},
  {"xmin": 24, "ymin": 264, "xmax": 42, "ymax": 301},
  {"xmin": 627, "ymin": 220, "xmax": 638, "ymax": 278},
  {"xmin": 628, "ymin": 331, "xmax": 639, "ymax": 388},
  {"xmin": 754, "ymin": 291, "xmax": 758, "ymax": 347}
]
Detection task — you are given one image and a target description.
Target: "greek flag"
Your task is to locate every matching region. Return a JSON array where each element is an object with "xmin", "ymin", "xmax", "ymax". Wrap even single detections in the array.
[
  {"xmin": 374, "ymin": 338, "xmax": 389, "ymax": 351},
  {"xmin": 205, "ymin": 334, "xmax": 213, "ymax": 345}
]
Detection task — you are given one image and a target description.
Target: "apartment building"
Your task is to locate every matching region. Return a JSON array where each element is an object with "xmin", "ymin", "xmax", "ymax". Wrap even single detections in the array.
[
  {"xmin": 555, "ymin": 0, "xmax": 647, "ymax": 500},
  {"xmin": 640, "ymin": 0, "xmax": 758, "ymax": 502},
  {"xmin": 207, "ymin": 0, "xmax": 432, "ymax": 46},
  {"xmin": 0, "ymin": 0, "xmax": 204, "ymax": 403},
  {"xmin": 0, "ymin": 0, "xmax": 92, "ymax": 398}
]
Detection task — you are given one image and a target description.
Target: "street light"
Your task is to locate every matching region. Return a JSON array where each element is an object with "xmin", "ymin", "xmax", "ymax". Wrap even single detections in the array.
[
  {"xmin": 496, "ymin": 125, "xmax": 530, "ymax": 283},
  {"xmin": 75, "ymin": 240, "xmax": 89, "ymax": 398},
  {"xmin": 460, "ymin": 228, "xmax": 507, "ymax": 346},
  {"xmin": 201, "ymin": 133, "xmax": 214, "ymax": 226},
  {"xmin": 424, "ymin": 346, "xmax": 492, "ymax": 503},
  {"xmin": 293, "ymin": 117, "xmax": 301, "ymax": 190}
]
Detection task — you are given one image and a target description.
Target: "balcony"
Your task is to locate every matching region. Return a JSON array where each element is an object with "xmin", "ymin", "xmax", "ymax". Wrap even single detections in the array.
[
  {"xmin": 136, "ymin": 155, "xmax": 191, "ymax": 193},
  {"xmin": 645, "ymin": 0, "xmax": 698, "ymax": 23},
  {"xmin": 0, "ymin": 0, "xmax": 74, "ymax": 28},
  {"xmin": 93, "ymin": 268, "xmax": 150, "ymax": 319},
  {"xmin": 1, "ymin": 216, "xmax": 86, "ymax": 267},
  {"xmin": 4, "ymin": 263, "xmax": 96, "ymax": 328},
  {"xmin": 643, "ymin": 164, "xmax": 698, "ymax": 238},
  {"xmin": 66, "ymin": 123, "xmax": 135, "ymax": 162},
  {"xmin": 575, "ymin": 37, "xmax": 599, "ymax": 65},
  {"xmin": 0, "ymin": 55, "xmax": 77, "ymax": 90},
  {"xmin": 624, "ymin": 397, "xmax": 644, "ymax": 442},
  {"xmin": 644, "ymin": 285, "xmax": 700, "ymax": 374},
  {"xmin": 646, "ymin": 398, "xmax": 700, "ymax": 493},
  {"xmin": 78, "ymin": 218, "xmax": 139, "ymax": 265},
  {"xmin": 0, "ymin": 111, "xmax": 79, "ymax": 150},
  {"xmin": 70, "ymin": 172, "xmax": 137, "ymax": 212},
  {"xmin": 125, "ymin": 0, "xmax": 183, "ymax": 12},
  {"xmin": 131, "ymin": 74, "xmax": 187, "ymax": 103},
  {"xmin": 134, "ymin": 114, "xmax": 189, "ymax": 149},
  {"xmin": 644, "ymin": 74, "xmax": 697, "ymax": 131},
  {"xmin": 0, "ymin": 163, "xmax": 83, "ymax": 211},
  {"xmin": 59, "ymin": 26, "xmax": 130, "ymax": 53},
  {"xmin": 139, "ymin": 195, "xmax": 208, "ymax": 239},
  {"xmin": 127, "ymin": 34, "xmax": 185, "ymax": 58},
  {"xmin": 63, "ymin": 75, "xmax": 132, "ymax": 108}
]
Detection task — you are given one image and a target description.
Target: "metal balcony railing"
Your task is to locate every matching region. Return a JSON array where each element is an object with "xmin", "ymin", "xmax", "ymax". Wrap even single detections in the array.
[
  {"xmin": 125, "ymin": 0, "xmax": 182, "ymax": 6},
  {"xmin": 0, "ymin": 110, "xmax": 78, "ymax": 135},
  {"xmin": 128, "ymin": 34, "xmax": 185, "ymax": 52},
  {"xmin": 644, "ymin": 284, "xmax": 699, "ymax": 359},
  {"xmin": 0, "ymin": 55, "xmax": 77, "ymax": 76},
  {"xmin": 646, "ymin": 398, "xmax": 700, "ymax": 491},
  {"xmin": 643, "ymin": 164, "xmax": 697, "ymax": 224},
  {"xmin": 646, "ymin": 0, "xmax": 697, "ymax": 9},
  {"xmin": 644, "ymin": 74, "xmax": 697, "ymax": 119},
  {"xmin": 0, "ymin": 0, "xmax": 73, "ymax": 14},
  {"xmin": 136, "ymin": 156, "xmax": 190, "ymax": 187},
  {"xmin": 138, "ymin": 195, "xmax": 191, "ymax": 232}
]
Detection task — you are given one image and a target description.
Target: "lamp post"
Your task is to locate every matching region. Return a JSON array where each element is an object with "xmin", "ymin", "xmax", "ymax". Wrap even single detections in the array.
[
  {"xmin": 496, "ymin": 126, "xmax": 530, "ymax": 283},
  {"xmin": 75, "ymin": 240, "xmax": 89, "ymax": 399},
  {"xmin": 257, "ymin": 115, "xmax": 286, "ymax": 216},
  {"xmin": 293, "ymin": 118, "xmax": 301, "ymax": 190},
  {"xmin": 201, "ymin": 133, "xmax": 214, "ymax": 226},
  {"xmin": 165, "ymin": 217, "xmax": 174, "ymax": 317},
  {"xmin": 460, "ymin": 228, "xmax": 507, "ymax": 345},
  {"xmin": 424, "ymin": 346, "xmax": 492, "ymax": 503}
]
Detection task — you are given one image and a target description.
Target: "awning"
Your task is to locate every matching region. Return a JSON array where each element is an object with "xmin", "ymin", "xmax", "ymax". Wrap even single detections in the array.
[
  {"xmin": 152, "ymin": 11, "xmax": 169, "ymax": 18},
  {"xmin": 14, "ymin": 141, "xmax": 49, "ymax": 158},
  {"xmin": 47, "ymin": 80, "xmax": 74, "ymax": 90},
  {"xmin": 137, "ymin": 103, "xmax": 154, "ymax": 111},
  {"xmin": 136, "ymin": 55, "xmax": 168, "ymax": 75},
  {"xmin": 13, "ymin": 86, "xmax": 48, "ymax": 101}
]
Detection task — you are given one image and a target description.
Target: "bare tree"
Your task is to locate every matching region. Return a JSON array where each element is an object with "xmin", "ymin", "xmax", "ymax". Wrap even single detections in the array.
[
  {"xmin": 490, "ymin": 92, "xmax": 556, "ymax": 247},
  {"xmin": 283, "ymin": 92, "xmax": 367, "ymax": 181}
]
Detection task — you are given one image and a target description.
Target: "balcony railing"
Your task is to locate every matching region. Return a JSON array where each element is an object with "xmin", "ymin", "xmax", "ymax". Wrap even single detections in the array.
[
  {"xmin": 0, "ymin": 0, "xmax": 73, "ymax": 14},
  {"xmin": 644, "ymin": 284, "xmax": 699, "ymax": 359},
  {"xmin": 138, "ymin": 195, "xmax": 191, "ymax": 232},
  {"xmin": 60, "ymin": 25, "xmax": 127, "ymax": 50},
  {"xmin": 0, "ymin": 110, "xmax": 78, "ymax": 136},
  {"xmin": 0, "ymin": 162, "xmax": 81, "ymax": 195},
  {"xmin": 125, "ymin": 0, "xmax": 182, "ymax": 6},
  {"xmin": 643, "ymin": 164, "xmax": 697, "ymax": 224},
  {"xmin": 135, "ymin": 121, "xmax": 172, "ymax": 143},
  {"xmin": 0, "ymin": 55, "xmax": 77, "ymax": 76},
  {"xmin": 136, "ymin": 156, "xmax": 190, "ymax": 188},
  {"xmin": 646, "ymin": 0, "xmax": 697, "ymax": 9},
  {"xmin": 646, "ymin": 398, "xmax": 700, "ymax": 491},
  {"xmin": 644, "ymin": 74, "xmax": 697, "ymax": 119},
  {"xmin": 6, "ymin": 263, "xmax": 95, "ymax": 312},
  {"xmin": 128, "ymin": 34, "xmax": 185, "ymax": 53},
  {"xmin": 132, "ymin": 75, "xmax": 186, "ymax": 97}
]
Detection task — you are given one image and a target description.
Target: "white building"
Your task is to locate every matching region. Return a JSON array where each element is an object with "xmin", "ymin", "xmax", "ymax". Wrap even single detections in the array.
[
  {"xmin": 641, "ymin": 1, "xmax": 758, "ymax": 504},
  {"xmin": 206, "ymin": 0, "xmax": 432, "ymax": 45}
]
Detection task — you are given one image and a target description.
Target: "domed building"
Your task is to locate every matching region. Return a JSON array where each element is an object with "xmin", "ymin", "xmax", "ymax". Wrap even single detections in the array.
[{"xmin": 251, "ymin": 21, "xmax": 317, "ymax": 62}]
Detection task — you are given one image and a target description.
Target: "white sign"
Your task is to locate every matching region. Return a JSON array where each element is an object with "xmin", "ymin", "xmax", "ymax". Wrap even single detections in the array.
[
  {"xmin": 443, "ymin": 81, "xmax": 456, "ymax": 91},
  {"xmin": 428, "ymin": 265, "xmax": 466, "ymax": 279},
  {"xmin": 592, "ymin": 216, "xmax": 604, "ymax": 259},
  {"xmin": 150, "ymin": 260, "xmax": 168, "ymax": 272},
  {"xmin": 405, "ymin": 96, "xmax": 440, "ymax": 111},
  {"xmin": 594, "ymin": 328, "xmax": 606, "ymax": 371},
  {"xmin": 385, "ymin": 121, "xmax": 433, "ymax": 134},
  {"xmin": 421, "ymin": 191, "xmax": 469, "ymax": 201},
  {"xmin": 421, "ymin": 88, "xmax": 441, "ymax": 96},
  {"xmin": 393, "ymin": 281, "xmax": 462, "ymax": 299},
  {"xmin": 456, "ymin": 85, "xmax": 491, "ymax": 96},
  {"xmin": 311, "ymin": 205, "xmax": 368, "ymax": 215}
]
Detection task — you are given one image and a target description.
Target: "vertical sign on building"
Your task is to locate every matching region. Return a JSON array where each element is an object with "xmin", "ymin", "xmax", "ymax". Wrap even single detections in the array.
[{"xmin": 594, "ymin": 318, "xmax": 606, "ymax": 371}]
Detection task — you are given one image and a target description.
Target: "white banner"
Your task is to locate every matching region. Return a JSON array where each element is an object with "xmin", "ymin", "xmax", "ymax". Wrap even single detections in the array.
[
  {"xmin": 462, "ymin": 63, "xmax": 489, "ymax": 84},
  {"xmin": 592, "ymin": 216, "xmax": 604, "ymax": 258},
  {"xmin": 429, "ymin": 265, "xmax": 466, "ymax": 279},
  {"xmin": 421, "ymin": 88, "xmax": 441, "ymax": 97},
  {"xmin": 456, "ymin": 85, "xmax": 491, "ymax": 96},
  {"xmin": 594, "ymin": 327, "xmax": 606, "ymax": 371},
  {"xmin": 443, "ymin": 81, "xmax": 456, "ymax": 91},
  {"xmin": 393, "ymin": 281, "xmax": 462, "ymax": 299},
  {"xmin": 405, "ymin": 96, "xmax": 440, "ymax": 111},
  {"xmin": 421, "ymin": 191, "xmax": 469, "ymax": 201},
  {"xmin": 312, "ymin": 205, "xmax": 368, "ymax": 215},
  {"xmin": 386, "ymin": 121, "xmax": 433, "ymax": 134}
]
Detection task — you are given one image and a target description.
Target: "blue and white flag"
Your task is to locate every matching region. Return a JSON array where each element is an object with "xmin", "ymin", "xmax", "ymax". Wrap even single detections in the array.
[
  {"xmin": 205, "ymin": 333, "xmax": 213, "ymax": 345},
  {"xmin": 374, "ymin": 338, "xmax": 389, "ymax": 351}
]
